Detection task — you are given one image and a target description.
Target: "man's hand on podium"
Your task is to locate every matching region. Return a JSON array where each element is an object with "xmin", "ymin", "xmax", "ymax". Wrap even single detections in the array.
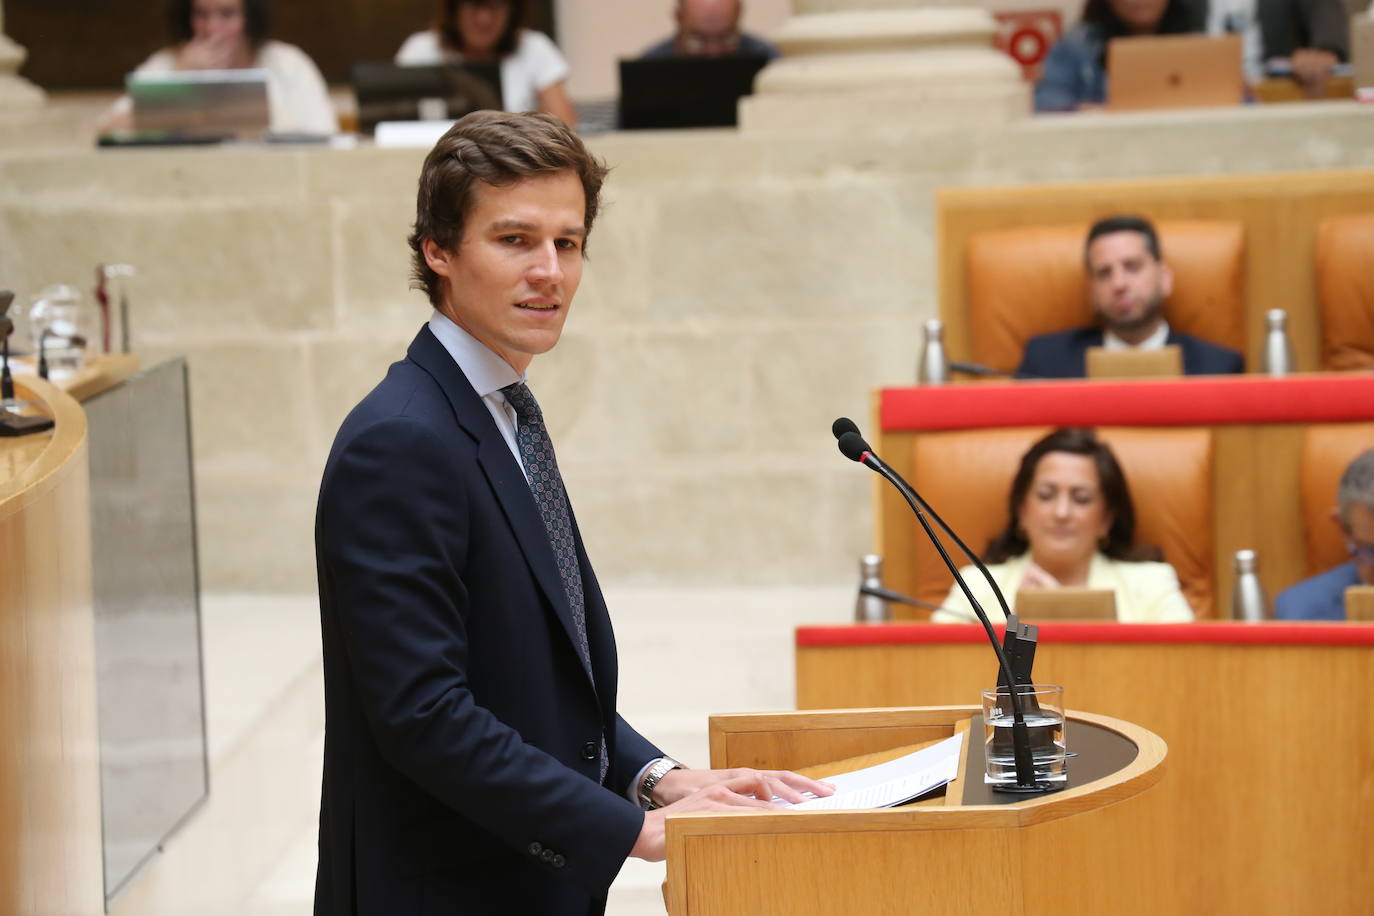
[{"xmin": 629, "ymin": 768, "xmax": 836, "ymax": 862}]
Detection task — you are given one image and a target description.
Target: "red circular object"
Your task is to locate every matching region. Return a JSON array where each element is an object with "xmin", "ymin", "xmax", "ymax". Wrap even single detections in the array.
[{"xmin": 1008, "ymin": 27, "xmax": 1049, "ymax": 66}]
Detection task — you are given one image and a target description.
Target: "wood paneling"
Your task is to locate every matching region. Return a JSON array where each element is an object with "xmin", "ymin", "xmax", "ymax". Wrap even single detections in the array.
[
  {"xmin": 8, "ymin": 0, "xmax": 557, "ymax": 88},
  {"xmin": 937, "ymin": 168, "xmax": 1374, "ymax": 375},
  {"xmin": 0, "ymin": 378, "xmax": 104, "ymax": 916},
  {"xmin": 796, "ymin": 634, "xmax": 1374, "ymax": 913},
  {"xmin": 668, "ymin": 707, "xmax": 1168, "ymax": 915}
]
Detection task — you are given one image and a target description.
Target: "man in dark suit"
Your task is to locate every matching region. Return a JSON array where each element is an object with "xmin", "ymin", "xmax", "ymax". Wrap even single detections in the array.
[
  {"xmin": 313, "ymin": 112, "xmax": 829, "ymax": 915},
  {"xmin": 1016, "ymin": 215, "xmax": 1245, "ymax": 379},
  {"xmin": 1276, "ymin": 448, "xmax": 1374, "ymax": 620}
]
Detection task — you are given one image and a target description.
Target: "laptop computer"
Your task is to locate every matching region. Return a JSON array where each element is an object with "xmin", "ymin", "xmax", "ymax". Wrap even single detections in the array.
[
  {"xmin": 1107, "ymin": 34, "xmax": 1244, "ymax": 111},
  {"xmin": 352, "ymin": 61, "xmax": 503, "ymax": 136},
  {"xmin": 127, "ymin": 68, "xmax": 271, "ymax": 141},
  {"xmin": 617, "ymin": 56, "xmax": 770, "ymax": 129}
]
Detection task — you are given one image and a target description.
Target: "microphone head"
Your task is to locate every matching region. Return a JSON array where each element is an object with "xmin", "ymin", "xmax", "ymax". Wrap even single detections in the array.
[
  {"xmin": 831, "ymin": 416, "xmax": 861, "ymax": 440},
  {"xmin": 837, "ymin": 431, "xmax": 871, "ymax": 463}
]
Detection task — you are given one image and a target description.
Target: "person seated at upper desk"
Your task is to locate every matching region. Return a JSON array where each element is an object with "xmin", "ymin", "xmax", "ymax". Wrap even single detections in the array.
[
  {"xmin": 395, "ymin": 0, "xmax": 577, "ymax": 126},
  {"xmin": 1208, "ymin": 0, "xmax": 1350, "ymax": 98},
  {"xmin": 1276, "ymin": 448, "xmax": 1374, "ymax": 620},
  {"xmin": 933, "ymin": 427, "xmax": 1195, "ymax": 624},
  {"xmin": 1016, "ymin": 215, "xmax": 1246, "ymax": 379},
  {"xmin": 97, "ymin": 0, "xmax": 336, "ymax": 136},
  {"xmin": 640, "ymin": 0, "xmax": 780, "ymax": 60},
  {"xmin": 1033, "ymin": 0, "xmax": 1201, "ymax": 111}
]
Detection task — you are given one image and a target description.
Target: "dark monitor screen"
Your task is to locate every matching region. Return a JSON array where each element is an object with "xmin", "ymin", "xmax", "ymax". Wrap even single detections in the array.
[
  {"xmin": 617, "ymin": 55, "xmax": 769, "ymax": 130},
  {"xmin": 351, "ymin": 60, "xmax": 503, "ymax": 135}
]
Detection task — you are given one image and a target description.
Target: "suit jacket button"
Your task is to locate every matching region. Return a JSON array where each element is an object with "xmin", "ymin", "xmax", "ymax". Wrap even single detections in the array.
[
  {"xmin": 528, "ymin": 842, "xmax": 542, "ymax": 856},
  {"xmin": 541, "ymin": 848, "xmax": 554, "ymax": 862},
  {"xmin": 552, "ymin": 854, "xmax": 566, "ymax": 868},
  {"xmin": 582, "ymin": 741, "xmax": 597, "ymax": 760}
]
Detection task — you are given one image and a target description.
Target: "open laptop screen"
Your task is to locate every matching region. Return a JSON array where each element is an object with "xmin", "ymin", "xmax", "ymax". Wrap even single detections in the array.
[
  {"xmin": 618, "ymin": 56, "xmax": 770, "ymax": 129},
  {"xmin": 352, "ymin": 61, "xmax": 503, "ymax": 136},
  {"xmin": 128, "ymin": 68, "xmax": 270, "ymax": 140}
]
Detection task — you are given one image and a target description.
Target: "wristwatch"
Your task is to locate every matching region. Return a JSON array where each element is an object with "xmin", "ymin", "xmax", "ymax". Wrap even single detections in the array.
[{"xmin": 637, "ymin": 756, "xmax": 684, "ymax": 810}]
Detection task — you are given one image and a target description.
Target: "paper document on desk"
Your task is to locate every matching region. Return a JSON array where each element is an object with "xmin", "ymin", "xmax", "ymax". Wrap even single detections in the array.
[{"xmin": 782, "ymin": 732, "xmax": 963, "ymax": 811}]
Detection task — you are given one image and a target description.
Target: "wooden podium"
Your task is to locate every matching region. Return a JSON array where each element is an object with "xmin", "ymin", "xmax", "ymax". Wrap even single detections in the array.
[{"xmin": 664, "ymin": 706, "xmax": 1167, "ymax": 915}]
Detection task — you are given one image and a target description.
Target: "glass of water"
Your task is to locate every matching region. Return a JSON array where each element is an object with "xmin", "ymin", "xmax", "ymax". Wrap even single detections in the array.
[{"xmin": 980, "ymin": 684, "xmax": 1067, "ymax": 787}]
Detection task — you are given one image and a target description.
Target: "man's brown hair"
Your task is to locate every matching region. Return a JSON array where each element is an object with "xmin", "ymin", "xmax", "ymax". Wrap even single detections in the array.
[{"xmin": 408, "ymin": 110, "xmax": 608, "ymax": 308}]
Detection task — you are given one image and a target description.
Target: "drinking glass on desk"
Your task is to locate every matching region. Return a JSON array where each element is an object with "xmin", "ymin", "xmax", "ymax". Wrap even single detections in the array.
[
  {"xmin": 29, "ymin": 284, "xmax": 94, "ymax": 380},
  {"xmin": 981, "ymin": 684, "xmax": 1067, "ymax": 786}
]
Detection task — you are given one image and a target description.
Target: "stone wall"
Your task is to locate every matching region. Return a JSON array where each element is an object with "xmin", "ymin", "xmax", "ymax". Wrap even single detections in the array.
[{"xmin": 2, "ymin": 102, "xmax": 1373, "ymax": 593}]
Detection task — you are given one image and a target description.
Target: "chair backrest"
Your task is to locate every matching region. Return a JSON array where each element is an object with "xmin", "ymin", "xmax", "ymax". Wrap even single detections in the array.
[
  {"xmin": 964, "ymin": 220, "xmax": 1247, "ymax": 373},
  {"xmin": 1300, "ymin": 423, "xmax": 1374, "ymax": 576},
  {"xmin": 1315, "ymin": 213, "xmax": 1374, "ymax": 371},
  {"xmin": 909, "ymin": 426, "xmax": 1215, "ymax": 618}
]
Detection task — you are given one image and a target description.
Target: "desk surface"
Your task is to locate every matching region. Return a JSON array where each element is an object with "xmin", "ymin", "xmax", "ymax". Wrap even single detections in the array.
[{"xmin": 1, "ymin": 355, "xmax": 139, "ymax": 492}]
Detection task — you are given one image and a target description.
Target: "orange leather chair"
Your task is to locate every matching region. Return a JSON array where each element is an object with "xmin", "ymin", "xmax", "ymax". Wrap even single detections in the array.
[
  {"xmin": 1315, "ymin": 214, "xmax": 1374, "ymax": 371},
  {"xmin": 907, "ymin": 426, "xmax": 1215, "ymax": 618},
  {"xmin": 964, "ymin": 220, "xmax": 1246, "ymax": 373},
  {"xmin": 1300, "ymin": 423, "xmax": 1374, "ymax": 578}
]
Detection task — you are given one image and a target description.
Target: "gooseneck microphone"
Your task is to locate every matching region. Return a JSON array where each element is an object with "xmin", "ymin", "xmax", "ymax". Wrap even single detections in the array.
[
  {"xmin": 834, "ymin": 423, "xmax": 1044, "ymax": 791},
  {"xmin": 832, "ymin": 417, "xmax": 1012, "ymax": 621}
]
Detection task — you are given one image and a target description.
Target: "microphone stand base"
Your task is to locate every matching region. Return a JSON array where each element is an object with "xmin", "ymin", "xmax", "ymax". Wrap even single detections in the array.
[{"xmin": 990, "ymin": 781, "xmax": 1064, "ymax": 795}]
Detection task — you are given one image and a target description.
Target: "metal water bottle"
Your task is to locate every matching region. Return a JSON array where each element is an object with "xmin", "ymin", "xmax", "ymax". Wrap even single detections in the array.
[
  {"xmin": 1261, "ymin": 309, "xmax": 1294, "ymax": 377},
  {"xmin": 856, "ymin": 554, "xmax": 891, "ymax": 623},
  {"xmin": 1231, "ymin": 549, "xmax": 1268, "ymax": 622},
  {"xmin": 918, "ymin": 319, "xmax": 948, "ymax": 385}
]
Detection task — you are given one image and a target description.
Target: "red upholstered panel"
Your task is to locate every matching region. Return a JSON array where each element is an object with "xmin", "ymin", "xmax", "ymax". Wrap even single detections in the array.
[
  {"xmin": 796, "ymin": 621, "xmax": 1374, "ymax": 647},
  {"xmin": 880, "ymin": 376, "xmax": 1374, "ymax": 432}
]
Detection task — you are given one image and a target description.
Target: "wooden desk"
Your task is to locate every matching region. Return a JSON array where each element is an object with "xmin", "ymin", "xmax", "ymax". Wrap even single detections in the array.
[
  {"xmin": 0, "ymin": 378, "xmax": 104, "ymax": 915},
  {"xmin": 665, "ymin": 706, "xmax": 1168, "ymax": 915},
  {"xmin": 795, "ymin": 621, "xmax": 1374, "ymax": 914}
]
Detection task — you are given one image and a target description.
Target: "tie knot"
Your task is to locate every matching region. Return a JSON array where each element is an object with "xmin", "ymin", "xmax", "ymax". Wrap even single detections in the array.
[{"xmin": 502, "ymin": 381, "xmax": 541, "ymax": 422}]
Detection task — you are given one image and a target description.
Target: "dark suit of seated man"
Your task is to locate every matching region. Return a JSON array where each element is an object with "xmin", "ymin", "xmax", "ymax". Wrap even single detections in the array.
[
  {"xmin": 1015, "ymin": 215, "xmax": 1245, "ymax": 379},
  {"xmin": 313, "ymin": 111, "xmax": 830, "ymax": 916},
  {"xmin": 1276, "ymin": 448, "xmax": 1374, "ymax": 620}
]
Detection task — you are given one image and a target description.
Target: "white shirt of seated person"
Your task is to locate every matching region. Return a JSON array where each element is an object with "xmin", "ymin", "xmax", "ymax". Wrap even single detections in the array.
[
  {"xmin": 1103, "ymin": 319, "xmax": 1169, "ymax": 352},
  {"xmin": 394, "ymin": 29, "xmax": 569, "ymax": 115}
]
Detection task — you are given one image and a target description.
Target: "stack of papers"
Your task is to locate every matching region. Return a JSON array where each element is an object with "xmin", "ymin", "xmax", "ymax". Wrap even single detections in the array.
[{"xmin": 781, "ymin": 733, "xmax": 964, "ymax": 811}]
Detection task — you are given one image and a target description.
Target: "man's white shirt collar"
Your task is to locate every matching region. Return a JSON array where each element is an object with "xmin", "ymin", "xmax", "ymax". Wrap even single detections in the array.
[
  {"xmin": 428, "ymin": 310, "xmax": 524, "ymax": 395},
  {"xmin": 427, "ymin": 310, "xmax": 528, "ymax": 477},
  {"xmin": 1103, "ymin": 319, "xmax": 1170, "ymax": 352}
]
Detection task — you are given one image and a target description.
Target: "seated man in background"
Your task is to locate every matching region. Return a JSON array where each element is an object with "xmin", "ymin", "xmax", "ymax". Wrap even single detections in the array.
[
  {"xmin": 641, "ymin": 0, "xmax": 779, "ymax": 59},
  {"xmin": 1276, "ymin": 448, "xmax": 1374, "ymax": 620},
  {"xmin": 1016, "ymin": 215, "xmax": 1246, "ymax": 378},
  {"xmin": 933, "ymin": 428, "xmax": 1194, "ymax": 623},
  {"xmin": 1208, "ymin": 0, "xmax": 1349, "ymax": 98}
]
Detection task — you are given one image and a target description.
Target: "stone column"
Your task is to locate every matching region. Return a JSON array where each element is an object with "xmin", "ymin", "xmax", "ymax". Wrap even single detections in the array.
[
  {"xmin": 740, "ymin": 0, "xmax": 1027, "ymax": 132},
  {"xmin": 0, "ymin": 4, "xmax": 44, "ymax": 110}
]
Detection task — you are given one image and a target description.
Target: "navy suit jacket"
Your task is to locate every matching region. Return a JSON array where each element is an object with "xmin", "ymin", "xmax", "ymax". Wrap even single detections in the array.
[
  {"xmin": 314, "ymin": 326, "xmax": 661, "ymax": 915},
  {"xmin": 1274, "ymin": 561, "xmax": 1360, "ymax": 621},
  {"xmin": 1015, "ymin": 327, "xmax": 1245, "ymax": 379}
]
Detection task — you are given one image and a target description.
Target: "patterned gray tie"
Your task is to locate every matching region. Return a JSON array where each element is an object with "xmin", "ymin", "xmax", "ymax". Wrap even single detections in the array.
[{"xmin": 502, "ymin": 381, "xmax": 607, "ymax": 782}]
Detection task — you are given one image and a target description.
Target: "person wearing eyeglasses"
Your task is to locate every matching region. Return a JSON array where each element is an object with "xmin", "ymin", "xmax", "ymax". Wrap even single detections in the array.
[
  {"xmin": 1276, "ymin": 449, "xmax": 1374, "ymax": 620},
  {"xmin": 640, "ymin": 0, "xmax": 779, "ymax": 60},
  {"xmin": 396, "ymin": 0, "xmax": 577, "ymax": 126}
]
